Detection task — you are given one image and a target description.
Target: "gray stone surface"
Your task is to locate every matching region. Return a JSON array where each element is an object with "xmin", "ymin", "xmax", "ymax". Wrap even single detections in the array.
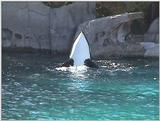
[
  {"xmin": 50, "ymin": 2, "xmax": 95, "ymax": 52},
  {"xmin": 140, "ymin": 18, "xmax": 159, "ymax": 57},
  {"xmin": 2, "ymin": 28, "xmax": 13, "ymax": 47},
  {"xmin": 144, "ymin": 45, "xmax": 159, "ymax": 57},
  {"xmin": 144, "ymin": 18, "xmax": 159, "ymax": 43},
  {"xmin": 2, "ymin": 2, "xmax": 95, "ymax": 52},
  {"xmin": 140, "ymin": 42, "xmax": 159, "ymax": 57},
  {"xmin": 75, "ymin": 12, "xmax": 145, "ymax": 58},
  {"xmin": 2, "ymin": 2, "xmax": 50, "ymax": 49},
  {"xmin": 2, "ymin": 2, "xmax": 159, "ymax": 58}
]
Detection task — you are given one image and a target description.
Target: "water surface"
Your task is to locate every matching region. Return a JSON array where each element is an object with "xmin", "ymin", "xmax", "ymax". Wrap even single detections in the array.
[{"xmin": 2, "ymin": 53, "xmax": 159, "ymax": 120}]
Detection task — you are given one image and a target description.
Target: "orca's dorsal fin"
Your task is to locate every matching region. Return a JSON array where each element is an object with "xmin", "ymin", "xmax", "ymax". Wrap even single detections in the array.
[{"xmin": 70, "ymin": 32, "xmax": 90, "ymax": 66}]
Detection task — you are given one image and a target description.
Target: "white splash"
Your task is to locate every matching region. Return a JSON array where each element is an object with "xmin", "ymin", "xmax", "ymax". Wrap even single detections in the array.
[{"xmin": 56, "ymin": 65, "xmax": 88, "ymax": 73}]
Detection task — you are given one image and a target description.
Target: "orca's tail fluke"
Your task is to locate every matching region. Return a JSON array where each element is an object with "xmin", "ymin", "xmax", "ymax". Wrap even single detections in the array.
[
  {"xmin": 60, "ymin": 59, "xmax": 74, "ymax": 67},
  {"xmin": 60, "ymin": 32, "xmax": 98, "ymax": 68},
  {"xmin": 84, "ymin": 59, "xmax": 99, "ymax": 68},
  {"xmin": 60, "ymin": 58, "xmax": 98, "ymax": 68},
  {"xmin": 69, "ymin": 32, "xmax": 90, "ymax": 66}
]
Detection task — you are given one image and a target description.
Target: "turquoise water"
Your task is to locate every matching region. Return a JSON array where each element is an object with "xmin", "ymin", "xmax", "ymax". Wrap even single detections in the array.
[{"xmin": 2, "ymin": 53, "xmax": 159, "ymax": 120}]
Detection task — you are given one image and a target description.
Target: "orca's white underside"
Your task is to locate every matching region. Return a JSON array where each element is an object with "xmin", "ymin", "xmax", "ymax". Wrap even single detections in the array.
[{"xmin": 70, "ymin": 32, "xmax": 90, "ymax": 66}]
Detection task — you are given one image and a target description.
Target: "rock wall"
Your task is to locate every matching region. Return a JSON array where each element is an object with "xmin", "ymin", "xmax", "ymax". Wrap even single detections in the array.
[
  {"xmin": 50, "ymin": 2, "xmax": 95, "ymax": 52},
  {"xmin": 2, "ymin": 2, "xmax": 95, "ymax": 52},
  {"xmin": 2, "ymin": 2, "xmax": 159, "ymax": 58},
  {"xmin": 144, "ymin": 18, "xmax": 159, "ymax": 43},
  {"xmin": 141, "ymin": 17, "xmax": 159, "ymax": 57},
  {"xmin": 2, "ymin": 2, "xmax": 50, "ymax": 49},
  {"xmin": 75, "ymin": 12, "xmax": 146, "ymax": 58},
  {"xmin": 140, "ymin": 42, "xmax": 159, "ymax": 57}
]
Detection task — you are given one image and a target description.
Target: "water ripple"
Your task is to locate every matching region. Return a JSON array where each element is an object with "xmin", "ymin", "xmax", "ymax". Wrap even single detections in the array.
[{"xmin": 2, "ymin": 53, "xmax": 159, "ymax": 120}]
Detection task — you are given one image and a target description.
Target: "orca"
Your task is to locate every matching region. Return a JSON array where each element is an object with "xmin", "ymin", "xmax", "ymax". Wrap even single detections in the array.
[{"xmin": 61, "ymin": 32, "xmax": 98, "ymax": 68}]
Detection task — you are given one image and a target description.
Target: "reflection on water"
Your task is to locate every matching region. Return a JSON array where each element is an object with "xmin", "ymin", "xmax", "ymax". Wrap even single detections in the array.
[
  {"xmin": 2, "ymin": 53, "xmax": 159, "ymax": 120},
  {"xmin": 56, "ymin": 66, "xmax": 90, "ymax": 92}
]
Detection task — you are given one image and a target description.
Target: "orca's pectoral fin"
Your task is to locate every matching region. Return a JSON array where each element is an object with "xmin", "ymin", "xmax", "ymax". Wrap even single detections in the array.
[{"xmin": 60, "ymin": 58, "xmax": 74, "ymax": 67}]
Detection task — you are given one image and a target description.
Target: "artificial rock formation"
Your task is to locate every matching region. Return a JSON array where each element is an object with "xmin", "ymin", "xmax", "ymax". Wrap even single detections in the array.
[
  {"xmin": 144, "ymin": 18, "xmax": 159, "ymax": 43},
  {"xmin": 50, "ymin": 2, "xmax": 95, "ymax": 52},
  {"xmin": 2, "ymin": 2, "xmax": 50, "ymax": 49},
  {"xmin": 140, "ymin": 17, "xmax": 159, "ymax": 57},
  {"xmin": 140, "ymin": 42, "xmax": 159, "ymax": 57},
  {"xmin": 2, "ymin": 2, "xmax": 158, "ymax": 58},
  {"xmin": 2, "ymin": 2, "xmax": 95, "ymax": 52},
  {"xmin": 75, "ymin": 12, "xmax": 145, "ymax": 58}
]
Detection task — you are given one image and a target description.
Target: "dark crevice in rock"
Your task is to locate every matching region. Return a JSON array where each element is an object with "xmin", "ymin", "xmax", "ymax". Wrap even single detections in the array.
[
  {"xmin": 2, "ymin": 28, "xmax": 13, "ymax": 40},
  {"xmin": 15, "ymin": 33, "xmax": 22, "ymax": 39}
]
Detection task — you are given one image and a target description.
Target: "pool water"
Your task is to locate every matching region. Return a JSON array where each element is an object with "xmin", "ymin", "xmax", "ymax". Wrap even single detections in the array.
[{"xmin": 2, "ymin": 53, "xmax": 159, "ymax": 120}]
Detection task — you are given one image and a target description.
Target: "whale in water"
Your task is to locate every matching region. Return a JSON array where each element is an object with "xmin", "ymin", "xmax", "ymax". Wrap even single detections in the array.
[{"xmin": 61, "ymin": 32, "xmax": 98, "ymax": 68}]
